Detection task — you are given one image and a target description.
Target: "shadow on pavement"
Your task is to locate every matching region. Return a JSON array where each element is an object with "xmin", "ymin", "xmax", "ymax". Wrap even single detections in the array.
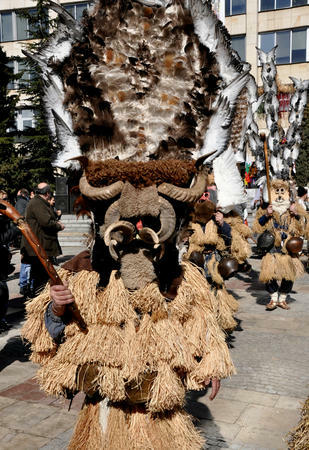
[
  {"xmin": 186, "ymin": 389, "xmax": 227, "ymax": 448},
  {"xmin": 0, "ymin": 335, "xmax": 30, "ymax": 372}
]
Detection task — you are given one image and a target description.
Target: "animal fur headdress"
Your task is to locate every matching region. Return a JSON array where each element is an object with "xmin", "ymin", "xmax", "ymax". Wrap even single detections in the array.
[{"xmin": 25, "ymin": 0, "xmax": 254, "ymax": 264}]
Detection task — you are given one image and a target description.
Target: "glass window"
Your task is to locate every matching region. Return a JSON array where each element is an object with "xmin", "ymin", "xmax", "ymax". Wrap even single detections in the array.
[
  {"xmin": 292, "ymin": 28, "xmax": 306, "ymax": 62},
  {"xmin": 225, "ymin": 0, "xmax": 246, "ymax": 16},
  {"xmin": 64, "ymin": 5, "xmax": 75, "ymax": 17},
  {"xmin": 231, "ymin": 35, "xmax": 246, "ymax": 61},
  {"xmin": 76, "ymin": 3, "xmax": 88, "ymax": 20},
  {"xmin": 16, "ymin": 109, "xmax": 35, "ymax": 131},
  {"xmin": 16, "ymin": 13, "xmax": 28, "ymax": 40},
  {"xmin": 6, "ymin": 61, "xmax": 15, "ymax": 90},
  {"xmin": 276, "ymin": 0, "xmax": 291, "ymax": 7},
  {"xmin": 292, "ymin": 0, "xmax": 307, "ymax": 5},
  {"xmin": 260, "ymin": 0, "xmax": 275, "ymax": 11},
  {"xmin": 1, "ymin": 12, "xmax": 13, "ymax": 42},
  {"xmin": 276, "ymin": 30, "xmax": 290, "ymax": 64},
  {"xmin": 260, "ymin": 32, "xmax": 275, "ymax": 53}
]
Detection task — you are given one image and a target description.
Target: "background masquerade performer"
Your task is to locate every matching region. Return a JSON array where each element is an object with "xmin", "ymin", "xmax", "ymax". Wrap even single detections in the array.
[{"xmin": 22, "ymin": 1, "xmax": 256, "ymax": 448}]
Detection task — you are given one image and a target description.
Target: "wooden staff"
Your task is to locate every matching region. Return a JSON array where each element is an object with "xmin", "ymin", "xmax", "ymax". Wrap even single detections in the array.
[
  {"xmin": 0, "ymin": 200, "xmax": 88, "ymax": 333},
  {"xmin": 261, "ymin": 133, "xmax": 271, "ymax": 205}
]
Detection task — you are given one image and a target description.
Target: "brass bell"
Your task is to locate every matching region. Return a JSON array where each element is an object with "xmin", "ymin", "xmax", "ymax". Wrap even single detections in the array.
[
  {"xmin": 286, "ymin": 237, "xmax": 303, "ymax": 255},
  {"xmin": 218, "ymin": 257, "xmax": 239, "ymax": 280}
]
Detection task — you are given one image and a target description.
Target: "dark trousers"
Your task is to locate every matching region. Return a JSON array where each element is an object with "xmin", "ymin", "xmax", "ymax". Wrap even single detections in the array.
[
  {"xmin": 0, "ymin": 280, "xmax": 9, "ymax": 321},
  {"xmin": 29, "ymin": 256, "xmax": 49, "ymax": 296},
  {"xmin": 266, "ymin": 279, "xmax": 293, "ymax": 294}
]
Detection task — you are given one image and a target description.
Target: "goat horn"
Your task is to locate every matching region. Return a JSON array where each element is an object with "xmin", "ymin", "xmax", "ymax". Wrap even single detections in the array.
[
  {"xmin": 157, "ymin": 197, "xmax": 176, "ymax": 243},
  {"xmin": 104, "ymin": 200, "xmax": 121, "ymax": 228},
  {"xmin": 79, "ymin": 174, "xmax": 124, "ymax": 200},
  {"xmin": 157, "ymin": 169, "xmax": 207, "ymax": 203},
  {"xmin": 104, "ymin": 221, "xmax": 135, "ymax": 247},
  {"xmin": 139, "ymin": 227, "xmax": 160, "ymax": 245}
]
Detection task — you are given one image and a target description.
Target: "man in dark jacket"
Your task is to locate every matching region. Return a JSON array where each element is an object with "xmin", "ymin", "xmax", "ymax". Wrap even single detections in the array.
[
  {"xmin": 0, "ymin": 191, "xmax": 20, "ymax": 332},
  {"xmin": 21, "ymin": 183, "xmax": 65, "ymax": 296},
  {"xmin": 15, "ymin": 188, "xmax": 31, "ymax": 296}
]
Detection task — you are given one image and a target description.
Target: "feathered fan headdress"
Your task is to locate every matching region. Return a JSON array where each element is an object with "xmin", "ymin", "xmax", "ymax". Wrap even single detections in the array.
[
  {"xmin": 242, "ymin": 45, "xmax": 309, "ymax": 181},
  {"xmin": 24, "ymin": 0, "xmax": 254, "ymax": 209}
]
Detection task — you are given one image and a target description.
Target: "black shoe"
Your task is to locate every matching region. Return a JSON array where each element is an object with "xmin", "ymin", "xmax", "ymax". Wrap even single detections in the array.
[
  {"xmin": 0, "ymin": 319, "xmax": 11, "ymax": 332},
  {"xmin": 20, "ymin": 286, "xmax": 28, "ymax": 296}
]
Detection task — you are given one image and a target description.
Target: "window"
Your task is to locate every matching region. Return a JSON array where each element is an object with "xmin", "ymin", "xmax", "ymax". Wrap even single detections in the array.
[
  {"xmin": 259, "ymin": 28, "xmax": 308, "ymax": 64},
  {"xmin": 16, "ymin": 109, "xmax": 35, "ymax": 131},
  {"xmin": 0, "ymin": 9, "xmax": 39, "ymax": 42},
  {"xmin": 260, "ymin": 0, "xmax": 307, "ymax": 11},
  {"xmin": 63, "ymin": 3, "xmax": 92, "ymax": 20},
  {"xmin": 231, "ymin": 35, "xmax": 246, "ymax": 61},
  {"xmin": 6, "ymin": 59, "xmax": 35, "ymax": 89},
  {"xmin": 225, "ymin": 0, "xmax": 246, "ymax": 16}
]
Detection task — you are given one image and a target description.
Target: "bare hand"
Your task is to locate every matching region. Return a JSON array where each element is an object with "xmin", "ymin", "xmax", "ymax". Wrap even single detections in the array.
[
  {"xmin": 266, "ymin": 205, "xmax": 273, "ymax": 216},
  {"xmin": 50, "ymin": 282, "xmax": 74, "ymax": 316},
  {"xmin": 215, "ymin": 211, "xmax": 224, "ymax": 226},
  {"xmin": 209, "ymin": 378, "xmax": 221, "ymax": 400},
  {"xmin": 58, "ymin": 221, "xmax": 65, "ymax": 231}
]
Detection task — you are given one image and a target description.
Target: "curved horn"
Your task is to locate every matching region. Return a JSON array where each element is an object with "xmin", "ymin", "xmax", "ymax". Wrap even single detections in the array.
[
  {"xmin": 157, "ymin": 197, "xmax": 176, "ymax": 242},
  {"xmin": 157, "ymin": 169, "xmax": 207, "ymax": 203},
  {"xmin": 79, "ymin": 174, "xmax": 124, "ymax": 200},
  {"xmin": 103, "ymin": 221, "xmax": 135, "ymax": 247},
  {"xmin": 139, "ymin": 227, "xmax": 160, "ymax": 245},
  {"xmin": 104, "ymin": 200, "xmax": 121, "ymax": 227}
]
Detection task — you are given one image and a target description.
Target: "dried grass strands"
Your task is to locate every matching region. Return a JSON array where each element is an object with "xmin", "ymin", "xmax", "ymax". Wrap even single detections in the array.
[
  {"xmin": 291, "ymin": 257, "xmax": 305, "ymax": 279},
  {"xmin": 214, "ymin": 287, "xmax": 237, "ymax": 331},
  {"xmin": 259, "ymin": 253, "xmax": 276, "ymax": 283},
  {"xmin": 168, "ymin": 281, "xmax": 195, "ymax": 323},
  {"xmin": 22, "ymin": 312, "xmax": 55, "ymax": 353},
  {"xmin": 219, "ymin": 286, "xmax": 239, "ymax": 313},
  {"xmin": 36, "ymin": 357, "xmax": 78, "ymax": 396},
  {"xmin": 206, "ymin": 254, "xmax": 224, "ymax": 286},
  {"xmin": 69, "ymin": 270, "xmax": 100, "ymax": 324},
  {"xmin": 277, "ymin": 254, "xmax": 297, "ymax": 281},
  {"xmin": 94, "ymin": 366, "xmax": 126, "ymax": 402},
  {"xmin": 96, "ymin": 271, "xmax": 136, "ymax": 324},
  {"xmin": 204, "ymin": 220, "xmax": 219, "ymax": 246},
  {"xmin": 231, "ymin": 229, "xmax": 251, "ymax": 263},
  {"xmin": 233, "ymin": 222, "xmax": 253, "ymax": 239},
  {"xmin": 288, "ymin": 397, "xmax": 309, "ymax": 450},
  {"xmin": 57, "ymin": 324, "xmax": 125, "ymax": 367},
  {"xmin": 129, "ymin": 282, "xmax": 167, "ymax": 316},
  {"xmin": 68, "ymin": 402, "xmax": 104, "ymax": 450},
  {"xmin": 103, "ymin": 405, "xmax": 204, "ymax": 450},
  {"xmin": 182, "ymin": 261, "xmax": 217, "ymax": 311},
  {"xmin": 148, "ymin": 362, "xmax": 185, "ymax": 413},
  {"xmin": 187, "ymin": 223, "xmax": 208, "ymax": 256},
  {"xmin": 30, "ymin": 349, "xmax": 57, "ymax": 365}
]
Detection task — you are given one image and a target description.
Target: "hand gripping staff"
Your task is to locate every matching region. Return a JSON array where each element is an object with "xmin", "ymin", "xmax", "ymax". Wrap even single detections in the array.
[{"xmin": 0, "ymin": 200, "xmax": 88, "ymax": 333}]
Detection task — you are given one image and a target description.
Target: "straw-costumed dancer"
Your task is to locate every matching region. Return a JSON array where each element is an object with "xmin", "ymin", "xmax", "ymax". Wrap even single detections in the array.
[
  {"xmin": 21, "ymin": 0, "xmax": 256, "ymax": 447},
  {"xmin": 253, "ymin": 179, "xmax": 306, "ymax": 310}
]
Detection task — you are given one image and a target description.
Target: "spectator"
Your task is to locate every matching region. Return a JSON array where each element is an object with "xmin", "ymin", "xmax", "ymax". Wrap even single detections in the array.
[
  {"xmin": 0, "ymin": 190, "xmax": 20, "ymax": 332},
  {"xmin": 15, "ymin": 189, "xmax": 31, "ymax": 297},
  {"xmin": 48, "ymin": 196, "xmax": 62, "ymax": 221},
  {"xmin": 20, "ymin": 183, "xmax": 65, "ymax": 297}
]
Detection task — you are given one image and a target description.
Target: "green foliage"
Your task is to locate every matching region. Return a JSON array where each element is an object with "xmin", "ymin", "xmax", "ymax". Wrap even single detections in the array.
[
  {"xmin": 295, "ymin": 103, "xmax": 309, "ymax": 187},
  {"xmin": 0, "ymin": 46, "xmax": 20, "ymax": 198},
  {"xmin": 0, "ymin": 1, "xmax": 60, "ymax": 199}
]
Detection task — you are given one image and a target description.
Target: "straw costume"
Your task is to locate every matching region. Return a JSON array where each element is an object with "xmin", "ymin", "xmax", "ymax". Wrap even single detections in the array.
[
  {"xmin": 253, "ymin": 179, "xmax": 306, "ymax": 310},
  {"xmin": 21, "ymin": 0, "xmax": 255, "ymax": 448}
]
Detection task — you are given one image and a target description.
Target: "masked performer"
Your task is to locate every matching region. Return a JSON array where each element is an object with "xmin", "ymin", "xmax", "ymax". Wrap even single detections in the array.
[
  {"xmin": 21, "ymin": 1, "xmax": 254, "ymax": 448},
  {"xmin": 184, "ymin": 148, "xmax": 252, "ymax": 331},
  {"xmin": 253, "ymin": 179, "xmax": 305, "ymax": 310}
]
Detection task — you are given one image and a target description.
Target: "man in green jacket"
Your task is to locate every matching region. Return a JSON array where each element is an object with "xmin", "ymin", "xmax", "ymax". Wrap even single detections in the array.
[{"xmin": 21, "ymin": 183, "xmax": 65, "ymax": 297}]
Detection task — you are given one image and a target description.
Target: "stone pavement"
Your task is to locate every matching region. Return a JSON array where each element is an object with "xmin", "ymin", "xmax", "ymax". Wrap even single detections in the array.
[{"xmin": 0, "ymin": 245, "xmax": 308, "ymax": 449}]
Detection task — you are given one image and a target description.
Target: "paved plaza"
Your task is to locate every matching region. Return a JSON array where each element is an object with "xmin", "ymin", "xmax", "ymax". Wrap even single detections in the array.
[{"xmin": 0, "ymin": 244, "xmax": 308, "ymax": 449}]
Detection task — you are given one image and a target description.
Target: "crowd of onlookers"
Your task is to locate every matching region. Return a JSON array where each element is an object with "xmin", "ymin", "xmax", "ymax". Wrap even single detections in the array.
[{"xmin": 0, "ymin": 184, "xmax": 64, "ymax": 333}]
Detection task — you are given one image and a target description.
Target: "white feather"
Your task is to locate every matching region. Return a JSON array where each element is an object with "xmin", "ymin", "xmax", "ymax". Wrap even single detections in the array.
[
  {"xmin": 51, "ymin": 110, "xmax": 82, "ymax": 168},
  {"xmin": 213, "ymin": 146, "xmax": 247, "ymax": 214}
]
